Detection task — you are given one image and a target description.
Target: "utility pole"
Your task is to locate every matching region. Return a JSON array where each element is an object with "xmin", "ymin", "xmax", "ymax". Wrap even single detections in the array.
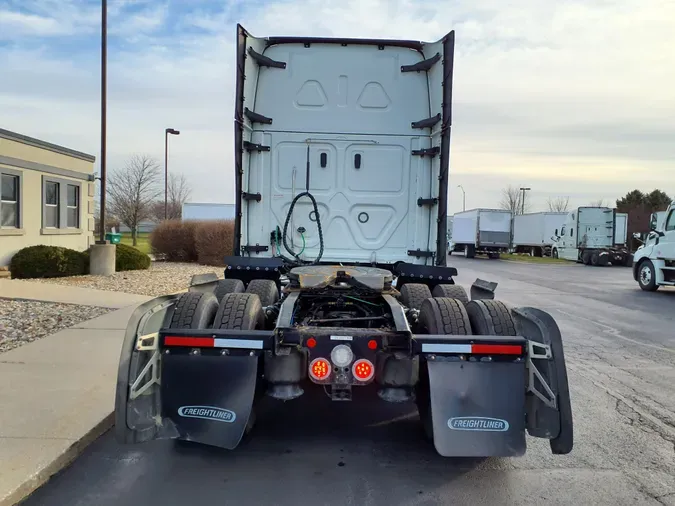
[
  {"xmin": 457, "ymin": 184, "xmax": 466, "ymax": 211},
  {"xmin": 520, "ymin": 187, "xmax": 531, "ymax": 215}
]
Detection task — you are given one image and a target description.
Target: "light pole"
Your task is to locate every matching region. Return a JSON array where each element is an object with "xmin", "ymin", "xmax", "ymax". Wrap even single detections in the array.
[
  {"xmin": 457, "ymin": 184, "xmax": 466, "ymax": 211},
  {"xmin": 164, "ymin": 128, "xmax": 180, "ymax": 220},
  {"xmin": 519, "ymin": 187, "xmax": 531, "ymax": 215},
  {"xmin": 98, "ymin": 0, "xmax": 107, "ymax": 243}
]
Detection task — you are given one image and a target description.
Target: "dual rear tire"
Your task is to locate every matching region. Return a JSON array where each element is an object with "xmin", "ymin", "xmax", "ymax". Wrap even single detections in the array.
[
  {"xmin": 169, "ymin": 278, "xmax": 279, "ymax": 331},
  {"xmin": 415, "ymin": 297, "xmax": 516, "ymax": 441}
]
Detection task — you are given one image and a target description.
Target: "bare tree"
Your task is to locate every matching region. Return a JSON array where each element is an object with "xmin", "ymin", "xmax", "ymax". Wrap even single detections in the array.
[
  {"xmin": 150, "ymin": 172, "xmax": 192, "ymax": 222},
  {"xmin": 107, "ymin": 154, "xmax": 162, "ymax": 245},
  {"xmin": 547, "ymin": 196, "xmax": 570, "ymax": 212},
  {"xmin": 500, "ymin": 185, "xmax": 530, "ymax": 215},
  {"xmin": 589, "ymin": 198, "xmax": 607, "ymax": 207}
]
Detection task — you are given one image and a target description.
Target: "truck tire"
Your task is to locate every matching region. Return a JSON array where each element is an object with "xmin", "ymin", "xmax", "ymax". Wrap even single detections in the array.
[
  {"xmin": 431, "ymin": 284, "xmax": 469, "ymax": 304},
  {"xmin": 637, "ymin": 260, "xmax": 658, "ymax": 292},
  {"xmin": 465, "ymin": 300, "xmax": 516, "ymax": 336},
  {"xmin": 418, "ymin": 297, "xmax": 472, "ymax": 336},
  {"xmin": 215, "ymin": 278, "xmax": 245, "ymax": 302},
  {"xmin": 214, "ymin": 293, "xmax": 265, "ymax": 330},
  {"xmin": 416, "ymin": 297, "xmax": 472, "ymax": 440},
  {"xmin": 245, "ymin": 279, "xmax": 279, "ymax": 307},
  {"xmin": 463, "ymin": 245, "xmax": 475, "ymax": 259},
  {"xmin": 582, "ymin": 250, "xmax": 591, "ymax": 265},
  {"xmin": 168, "ymin": 292, "xmax": 219, "ymax": 329},
  {"xmin": 590, "ymin": 251, "xmax": 600, "ymax": 266},
  {"xmin": 488, "ymin": 252, "xmax": 501, "ymax": 259},
  {"xmin": 400, "ymin": 283, "xmax": 432, "ymax": 310}
]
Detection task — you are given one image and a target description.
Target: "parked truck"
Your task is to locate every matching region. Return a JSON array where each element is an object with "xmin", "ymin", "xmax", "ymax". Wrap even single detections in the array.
[
  {"xmin": 450, "ymin": 208, "xmax": 513, "ymax": 259},
  {"xmin": 512, "ymin": 212, "xmax": 567, "ymax": 257},
  {"xmin": 551, "ymin": 207, "xmax": 632, "ymax": 266},
  {"xmin": 113, "ymin": 25, "xmax": 572, "ymax": 459},
  {"xmin": 633, "ymin": 203, "xmax": 675, "ymax": 291}
]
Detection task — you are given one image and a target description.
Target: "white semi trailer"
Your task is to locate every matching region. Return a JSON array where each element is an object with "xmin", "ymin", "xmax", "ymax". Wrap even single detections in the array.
[
  {"xmin": 512, "ymin": 212, "xmax": 567, "ymax": 257},
  {"xmin": 450, "ymin": 208, "xmax": 512, "ymax": 259}
]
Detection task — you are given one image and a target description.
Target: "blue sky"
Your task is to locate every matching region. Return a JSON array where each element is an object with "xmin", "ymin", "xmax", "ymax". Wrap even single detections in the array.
[{"xmin": 1, "ymin": 0, "xmax": 673, "ymax": 213}]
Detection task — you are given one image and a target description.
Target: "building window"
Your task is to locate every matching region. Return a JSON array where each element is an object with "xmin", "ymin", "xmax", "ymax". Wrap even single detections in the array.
[
  {"xmin": 45, "ymin": 181, "xmax": 59, "ymax": 228},
  {"xmin": 42, "ymin": 177, "xmax": 81, "ymax": 231},
  {"xmin": 67, "ymin": 184, "xmax": 79, "ymax": 228},
  {"xmin": 1, "ymin": 173, "xmax": 20, "ymax": 228}
]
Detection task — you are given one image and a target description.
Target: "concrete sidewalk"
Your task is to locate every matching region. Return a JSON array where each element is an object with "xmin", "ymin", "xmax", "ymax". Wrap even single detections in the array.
[
  {"xmin": 0, "ymin": 303, "xmax": 142, "ymax": 506},
  {"xmin": 0, "ymin": 279, "xmax": 150, "ymax": 309}
]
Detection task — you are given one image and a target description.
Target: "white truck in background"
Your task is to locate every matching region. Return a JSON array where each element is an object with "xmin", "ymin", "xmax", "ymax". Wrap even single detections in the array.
[
  {"xmin": 512, "ymin": 212, "xmax": 567, "ymax": 257},
  {"xmin": 614, "ymin": 212, "xmax": 628, "ymax": 246},
  {"xmin": 450, "ymin": 208, "xmax": 512, "ymax": 259},
  {"xmin": 551, "ymin": 207, "xmax": 632, "ymax": 266},
  {"xmin": 633, "ymin": 203, "xmax": 675, "ymax": 291}
]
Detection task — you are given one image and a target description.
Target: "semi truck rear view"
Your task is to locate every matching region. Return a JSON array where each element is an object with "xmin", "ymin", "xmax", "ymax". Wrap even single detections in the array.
[
  {"xmin": 114, "ymin": 25, "xmax": 573, "ymax": 459},
  {"xmin": 551, "ymin": 207, "xmax": 631, "ymax": 266}
]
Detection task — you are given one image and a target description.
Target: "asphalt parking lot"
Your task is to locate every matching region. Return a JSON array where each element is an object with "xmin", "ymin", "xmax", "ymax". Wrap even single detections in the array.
[{"xmin": 22, "ymin": 256, "xmax": 675, "ymax": 506}]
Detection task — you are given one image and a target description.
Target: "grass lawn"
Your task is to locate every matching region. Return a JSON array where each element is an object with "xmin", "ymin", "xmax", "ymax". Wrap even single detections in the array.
[
  {"xmin": 500, "ymin": 253, "xmax": 570, "ymax": 264},
  {"xmin": 120, "ymin": 232, "xmax": 151, "ymax": 255}
]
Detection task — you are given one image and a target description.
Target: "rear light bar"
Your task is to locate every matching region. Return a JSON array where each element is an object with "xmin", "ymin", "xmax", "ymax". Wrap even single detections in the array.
[
  {"xmin": 163, "ymin": 336, "xmax": 264, "ymax": 349},
  {"xmin": 420, "ymin": 343, "xmax": 523, "ymax": 355}
]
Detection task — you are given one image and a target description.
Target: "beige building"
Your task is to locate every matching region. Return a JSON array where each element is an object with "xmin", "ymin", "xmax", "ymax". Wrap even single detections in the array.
[{"xmin": 0, "ymin": 128, "xmax": 96, "ymax": 267}]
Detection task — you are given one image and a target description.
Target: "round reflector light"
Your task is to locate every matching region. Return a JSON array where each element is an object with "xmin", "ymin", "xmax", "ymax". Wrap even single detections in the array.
[
  {"xmin": 306, "ymin": 337, "xmax": 317, "ymax": 348},
  {"xmin": 367, "ymin": 339, "xmax": 378, "ymax": 350},
  {"xmin": 309, "ymin": 358, "xmax": 331, "ymax": 380},
  {"xmin": 330, "ymin": 344, "xmax": 354, "ymax": 367},
  {"xmin": 352, "ymin": 359, "xmax": 374, "ymax": 382}
]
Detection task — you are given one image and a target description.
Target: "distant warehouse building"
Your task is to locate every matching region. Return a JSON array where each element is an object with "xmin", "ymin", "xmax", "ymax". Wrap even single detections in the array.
[
  {"xmin": 0, "ymin": 128, "xmax": 96, "ymax": 267},
  {"xmin": 182, "ymin": 203, "xmax": 235, "ymax": 221}
]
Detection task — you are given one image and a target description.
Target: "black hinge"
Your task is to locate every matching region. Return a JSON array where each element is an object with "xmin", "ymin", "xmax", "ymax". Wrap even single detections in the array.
[
  {"xmin": 242, "ymin": 192, "xmax": 262, "ymax": 202},
  {"xmin": 412, "ymin": 146, "xmax": 440, "ymax": 157},
  {"xmin": 242, "ymin": 244, "xmax": 269, "ymax": 253},
  {"xmin": 407, "ymin": 249, "xmax": 435, "ymax": 258},
  {"xmin": 243, "ymin": 141, "xmax": 270, "ymax": 152},
  {"xmin": 417, "ymin": 197, "xmax": 438, "ymax": 207},
  {"xmin": 411, "ymin": 113, "xmax": 441, "ymax": 129},
  {"xmin": 247, "ymin": 47, "xmax": 286, "ymax": 69},
  {"xmin": 244, "ymin": 107, "xmax": 273, "ymax": 125},
  {"xmin": 401, "ymin": 53, "xmax": 440, "ymax": 73}
]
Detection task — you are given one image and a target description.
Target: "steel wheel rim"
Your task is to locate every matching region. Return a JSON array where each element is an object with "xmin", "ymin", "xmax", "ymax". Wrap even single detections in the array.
[{"xmin": 640, "ymin": 265, "xmax": 652, "ymax": 284}]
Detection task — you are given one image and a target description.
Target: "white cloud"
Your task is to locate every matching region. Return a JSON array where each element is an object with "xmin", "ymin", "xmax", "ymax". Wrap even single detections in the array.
[{"xmin": 0, "ymin": 0, "xmax": 673, "ymax": 214}]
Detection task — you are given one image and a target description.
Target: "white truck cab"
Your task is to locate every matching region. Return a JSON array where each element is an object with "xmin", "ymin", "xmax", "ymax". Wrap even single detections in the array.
[{"xmin": 633, "ymin": 203, "xmax": 675, "ymax": 291}]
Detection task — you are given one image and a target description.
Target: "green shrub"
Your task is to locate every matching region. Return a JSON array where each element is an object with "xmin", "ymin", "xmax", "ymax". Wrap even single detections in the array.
[
  {"xmin": 195, "ymin": 220, "xmax": 235, "ymax": 266},
  {"xmin": 115, "ymin": 243, "xmax": 151, "ymax": 271},
  {"xmin": 150, "ymin": 220, "xmax": 199, "ymax": 262},
  {"xmin": 9, "ymin": 245, "xmax": 87, "ymax": 279}
]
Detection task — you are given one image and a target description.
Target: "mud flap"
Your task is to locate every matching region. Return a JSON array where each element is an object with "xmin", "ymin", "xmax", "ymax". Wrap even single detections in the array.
[
  {"xmin": 512, "ymin": 307, "xmax": 573, "ymax": 454},
  {"xmin": 160, "ymin": 353, "xmax": 258, "ymax": 450},
  {"xmin": 427, "ymin": 359, "xmax": 526, "ymax": 457}
]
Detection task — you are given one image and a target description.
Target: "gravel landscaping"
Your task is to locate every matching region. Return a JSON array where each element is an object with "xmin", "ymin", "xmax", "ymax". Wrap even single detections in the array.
[
  {"xmin": 0, "ymin": 299, "xmax": 113, "ymax": 353},
  {"xmin": 32, "ymin": 262, "xmax": 224, "ymax": 297}
]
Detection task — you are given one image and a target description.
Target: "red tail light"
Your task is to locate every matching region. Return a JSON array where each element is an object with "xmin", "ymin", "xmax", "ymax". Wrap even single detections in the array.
[
  {"xmin": 309, "ymin": 358, "xmax": 331, "ymax": 380},
  {"xmin": 352, "ymin": 359, "xmax": 374, "ymax": 382}
]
